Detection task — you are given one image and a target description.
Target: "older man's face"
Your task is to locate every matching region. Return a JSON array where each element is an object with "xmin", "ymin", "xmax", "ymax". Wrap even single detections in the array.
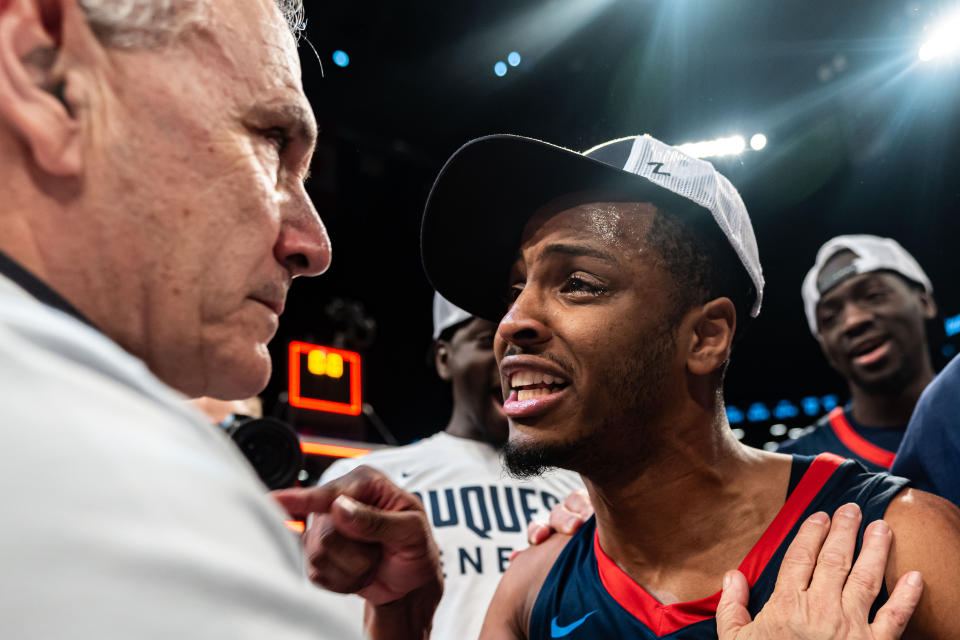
[{"xmin": 83, "ymin": 0, "xmax": 329, "ymax": 398}]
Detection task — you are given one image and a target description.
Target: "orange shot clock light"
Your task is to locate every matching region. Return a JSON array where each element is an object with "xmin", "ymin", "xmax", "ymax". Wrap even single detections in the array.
[{"xmin": 288, "ymin": 341, "xmax": 363, "ymax": 416}]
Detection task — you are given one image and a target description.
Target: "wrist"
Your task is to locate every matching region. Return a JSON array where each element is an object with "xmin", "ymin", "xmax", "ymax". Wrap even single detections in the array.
[{"xmin": 365, "ymin": 579, "xmax": 443, "ymax": 640}]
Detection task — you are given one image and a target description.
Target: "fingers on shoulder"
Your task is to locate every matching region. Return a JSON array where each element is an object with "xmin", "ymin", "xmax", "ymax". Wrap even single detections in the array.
[
  {"xmin": 503, "ymin": 533, "xmax": 570, "ymax": 600},
  {"xmin": 871, "ymin": 571, "xmax": 923, "ymax": 640},
  {"xmin": 562, "ymin": 489, "xmax": 592, "ymax": 515}
]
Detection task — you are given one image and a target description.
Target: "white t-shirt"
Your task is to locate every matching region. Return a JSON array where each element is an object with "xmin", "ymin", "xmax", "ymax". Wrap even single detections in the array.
[
  {"xmin": 319, "ymin": 432, "xmax": 584, "ymax": 640},
  {"xmin": 0, "ymin": 274, "xmax": 342, "ymax": 639}
]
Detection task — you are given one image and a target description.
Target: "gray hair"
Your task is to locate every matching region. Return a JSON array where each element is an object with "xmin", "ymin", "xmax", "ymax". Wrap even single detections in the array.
[{"xmin": 78, "ymin": 0, "xmax": 305, "ymax": 48}]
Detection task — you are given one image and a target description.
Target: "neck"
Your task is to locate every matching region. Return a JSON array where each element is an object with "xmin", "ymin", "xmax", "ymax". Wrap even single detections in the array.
[
  {"xmin": 443, "ymin": 406, "xmax": 503, "ymax": 447},
  {"xmin": 0, "ymin": 167, "xmax": 101, "ymax": 324},
  {"xmin": 584, "ymin": 406, "xmax": 791, "ymax": 601},
  {"xmin": 849, "ymin": 366, "xmax": 934, "ymax": 428}
]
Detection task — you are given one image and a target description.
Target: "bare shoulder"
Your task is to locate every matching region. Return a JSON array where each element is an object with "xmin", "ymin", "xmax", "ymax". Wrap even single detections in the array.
[
  {"xmin": 885, "ymin": 487, "xmax": 960, "ymax": 535},
  {"xmin": 883, "ymin": 488, "xmax": 960, "ymax": 639},
  {"xmin": 478, "ymin": 533, "xmax": 572, "ymax": 640}
]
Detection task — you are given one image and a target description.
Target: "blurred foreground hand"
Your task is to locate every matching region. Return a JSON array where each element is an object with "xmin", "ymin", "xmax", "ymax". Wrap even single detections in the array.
[{"xmin": 273, "ymin": 465, "xmax": 443, "ymax": 640}]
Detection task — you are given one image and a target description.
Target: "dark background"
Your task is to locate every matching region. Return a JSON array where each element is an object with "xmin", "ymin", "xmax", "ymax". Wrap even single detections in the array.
[{"xmin": 262, "ymin": 0, "xmax": 960, "ymax": 451}]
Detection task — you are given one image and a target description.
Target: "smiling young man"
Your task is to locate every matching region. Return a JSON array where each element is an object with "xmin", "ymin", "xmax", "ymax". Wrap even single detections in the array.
[
  {"xmin": 419, "ymin": 134, "xmax": 960, "ymax": 639},
  {"xmin": 778, "ymin": 236, "xmax": 937, "ymax": 471}
]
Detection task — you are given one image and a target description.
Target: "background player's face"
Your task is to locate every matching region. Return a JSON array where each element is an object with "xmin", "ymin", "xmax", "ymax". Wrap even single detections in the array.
[
  {"xmin": 815, "ymin": 251, "xmax": 935, "ymax": 395},
  {"xmin": 494, "ymin": 201, "xmax": 682, "ymax": 480},
  {"xmin": 436, "ymin": 318, "xmax": 508, "ymax": 445}
]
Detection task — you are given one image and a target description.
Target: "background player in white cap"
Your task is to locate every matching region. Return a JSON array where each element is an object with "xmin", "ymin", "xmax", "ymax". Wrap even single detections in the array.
[
  {"xmin": 778, "ymin": 235, "xmax": 937, "ymax": 471},
  {"xmin": 316, "ymin": 293, "xmax": 582, "ymax": 639},
  {"xmin": 419, "ymin": 133, "xmax": 954, "ymax": 639}
]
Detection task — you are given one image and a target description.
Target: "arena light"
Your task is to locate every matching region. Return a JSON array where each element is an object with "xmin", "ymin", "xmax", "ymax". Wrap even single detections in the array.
[
  {"xmin": 750, "ymin": 133, "xmax": 768, "ymax": 151},
  {"xmin": 945, "ymin": 312, "xmax": 960, "ymax": 337},
  {"xmin": 918, "ymin": 9, "xmax": 960, "ymax": 62},
  {"xmin": 821, "ymin": 394, "xmax": 839, "ymax": 411},
  {"xmin": 726, "ymin": 406, "xmax": 745, "ymax": 424},
  {"xmin": 746, "ymin": 402, "xmax": 771, "ymax": 422},
  {"xmin": 300, "ymin": 441, "xmax": 371, "ymax": 458},
  {"xmin": 332, "ymin": 50, "xmax": 350, "ymax": 68},
  {"xmin": 494, "ymin": 61, "xmax": 508, "ymax": 77},
  {"xmin": 675, "ymin": 135, "xmax": 746, "ymax": 159},
  {"xmin": 284, "ymin": 520, "xmax": 306, "ymax": 533},
  {"xmin": 507, "ymin": 51, "xmax": 522, "ymax": 67}
]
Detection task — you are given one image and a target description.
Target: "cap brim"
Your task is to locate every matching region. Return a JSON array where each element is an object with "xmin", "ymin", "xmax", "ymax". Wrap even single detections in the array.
[{"xmin": 420, "ymin": 134, "xmax": 709, "ymax": 322}]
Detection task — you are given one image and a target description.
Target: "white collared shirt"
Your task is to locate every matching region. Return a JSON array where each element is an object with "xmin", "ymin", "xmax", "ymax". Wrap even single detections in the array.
[{"xmin": 0, "ymin": 273, "xmax": 346, "ymax": 639}]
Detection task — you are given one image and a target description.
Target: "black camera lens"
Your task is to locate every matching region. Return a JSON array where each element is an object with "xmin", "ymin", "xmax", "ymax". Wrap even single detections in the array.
[{"xmin": 224, "ymin": 417, "xmax": 303, "ymax": 490}]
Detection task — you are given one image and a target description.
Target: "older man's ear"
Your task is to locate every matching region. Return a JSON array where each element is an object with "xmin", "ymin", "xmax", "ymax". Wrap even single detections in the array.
[{"xmin": 0, "ymin": 0, "xmax": 94, "ymax": 177}]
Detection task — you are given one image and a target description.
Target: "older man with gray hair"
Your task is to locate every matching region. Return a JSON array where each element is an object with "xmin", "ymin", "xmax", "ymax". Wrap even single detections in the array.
[{"xmin": 0, "ymin": 0, "xmax": 440, "ymax": 637}]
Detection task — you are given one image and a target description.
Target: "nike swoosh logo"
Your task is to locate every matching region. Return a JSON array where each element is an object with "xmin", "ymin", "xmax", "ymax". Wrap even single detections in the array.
[{"xmin": 550, "ymin": 611, "xmax": 597, "ymax": 638}]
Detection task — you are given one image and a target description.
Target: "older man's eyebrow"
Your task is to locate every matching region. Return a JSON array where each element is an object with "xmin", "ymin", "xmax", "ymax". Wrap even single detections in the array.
[
  {"xmin": 285, "ymin": 104, "xmax": 318, "ymax": 143},
  {"xmin": 247, "ymin": 102, "xmax": 318, "ymax": 148}
]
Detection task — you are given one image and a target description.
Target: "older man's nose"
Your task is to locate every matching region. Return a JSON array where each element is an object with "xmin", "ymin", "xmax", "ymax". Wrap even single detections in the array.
[{"xmin": 276, "ymin": 190, "xmax": 332, "ymax": 278}]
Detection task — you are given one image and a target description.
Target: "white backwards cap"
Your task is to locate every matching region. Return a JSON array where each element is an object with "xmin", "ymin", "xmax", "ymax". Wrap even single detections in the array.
[
  {"xmin": 801, "ymin": 234, "xmax": 932, "ymax": 335},
  {"xmin": 432, "ymin": 292, "xmax": 474, "ymax": 340}
]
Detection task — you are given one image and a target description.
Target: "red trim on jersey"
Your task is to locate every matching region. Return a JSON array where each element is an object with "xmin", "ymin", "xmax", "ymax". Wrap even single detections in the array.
[
  {"xmin": 593, "ymin": 453, "xmax": 845, "ymax": 636},
  {"xmin": 827, "ymin": 407, "xmax": 895, "ymax": 469}
]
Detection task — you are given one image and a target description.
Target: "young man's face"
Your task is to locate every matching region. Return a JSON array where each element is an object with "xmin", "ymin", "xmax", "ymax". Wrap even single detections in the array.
[
  {"xmin": 815, "ymin": 251, "xmax": 936, "ymax": 395},
  {"xmin": 493, "ymin": 201, "xmax": 682, "ymax": 478}
]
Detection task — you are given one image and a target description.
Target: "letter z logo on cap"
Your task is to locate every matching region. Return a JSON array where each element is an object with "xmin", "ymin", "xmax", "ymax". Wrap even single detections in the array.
[{"xmin": 647, "ymin": 161, "xmax": 671, "ymax": 176}]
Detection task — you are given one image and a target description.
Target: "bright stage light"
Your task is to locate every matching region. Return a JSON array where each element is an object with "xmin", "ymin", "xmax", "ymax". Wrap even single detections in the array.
[
  {"xmin": 750, "ymin": 133, "xmax": 768, "ymax": 151},
  {"xmin": 676, "ymin": 135, "xmax": 746, "ymax": 158},
  {"xmin": 508, "ymin": 51, "xmax": 522, "ymax": 67},
  {"xmin": 918, "ymin": 9, "xmax": 960, "ymax": 62},
  {"xmin": 494, "ymin": 61, "xmax": 508, "ymax": 77}
]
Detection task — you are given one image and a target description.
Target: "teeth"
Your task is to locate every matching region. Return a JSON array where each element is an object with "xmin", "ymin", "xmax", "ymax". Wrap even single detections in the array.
[
  {"xmin": 510, "ymin": 370, "xmax": 566, "ymax": 389},
  {"xmin": 517, "ymin": 387, "xmax": 552, "ymax": 401}
]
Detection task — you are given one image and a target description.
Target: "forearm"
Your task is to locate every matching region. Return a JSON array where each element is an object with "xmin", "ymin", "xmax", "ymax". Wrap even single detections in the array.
[{"xmin": 363, "ymin": 582, "xmax": 443, "ymax": 640}]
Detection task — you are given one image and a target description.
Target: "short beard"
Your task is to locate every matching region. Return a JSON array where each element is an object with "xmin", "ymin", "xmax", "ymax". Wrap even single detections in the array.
[{"xmin": 502, "ymin": 439, "xmax": 583, "ymax": 479}]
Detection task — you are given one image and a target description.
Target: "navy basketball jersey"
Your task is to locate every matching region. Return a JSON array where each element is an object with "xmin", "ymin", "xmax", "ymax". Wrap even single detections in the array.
[
  {"xmin": 778, "ymin": 408, "xmax": 902, "ymax": 472},
  {"xmin": 529, "ymin": 453, "xmax": 909, "ymax": 639}
]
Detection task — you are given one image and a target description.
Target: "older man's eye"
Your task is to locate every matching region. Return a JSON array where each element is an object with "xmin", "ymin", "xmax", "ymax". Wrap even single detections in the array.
[{"xmin": 261, "ymin": 127, "xmax": 291, "ymax": 154}]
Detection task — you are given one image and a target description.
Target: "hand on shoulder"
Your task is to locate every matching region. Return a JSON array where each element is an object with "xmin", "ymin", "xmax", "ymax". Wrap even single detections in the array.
[{"xmin": 717, "ymin": 503, "xmax": 923, "ymax": 640}]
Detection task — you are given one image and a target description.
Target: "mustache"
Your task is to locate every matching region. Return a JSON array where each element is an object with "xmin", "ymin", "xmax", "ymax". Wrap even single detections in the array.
[{"xmin": 500, "ymin": 346, "xmax": 575, "ymax": 378}]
